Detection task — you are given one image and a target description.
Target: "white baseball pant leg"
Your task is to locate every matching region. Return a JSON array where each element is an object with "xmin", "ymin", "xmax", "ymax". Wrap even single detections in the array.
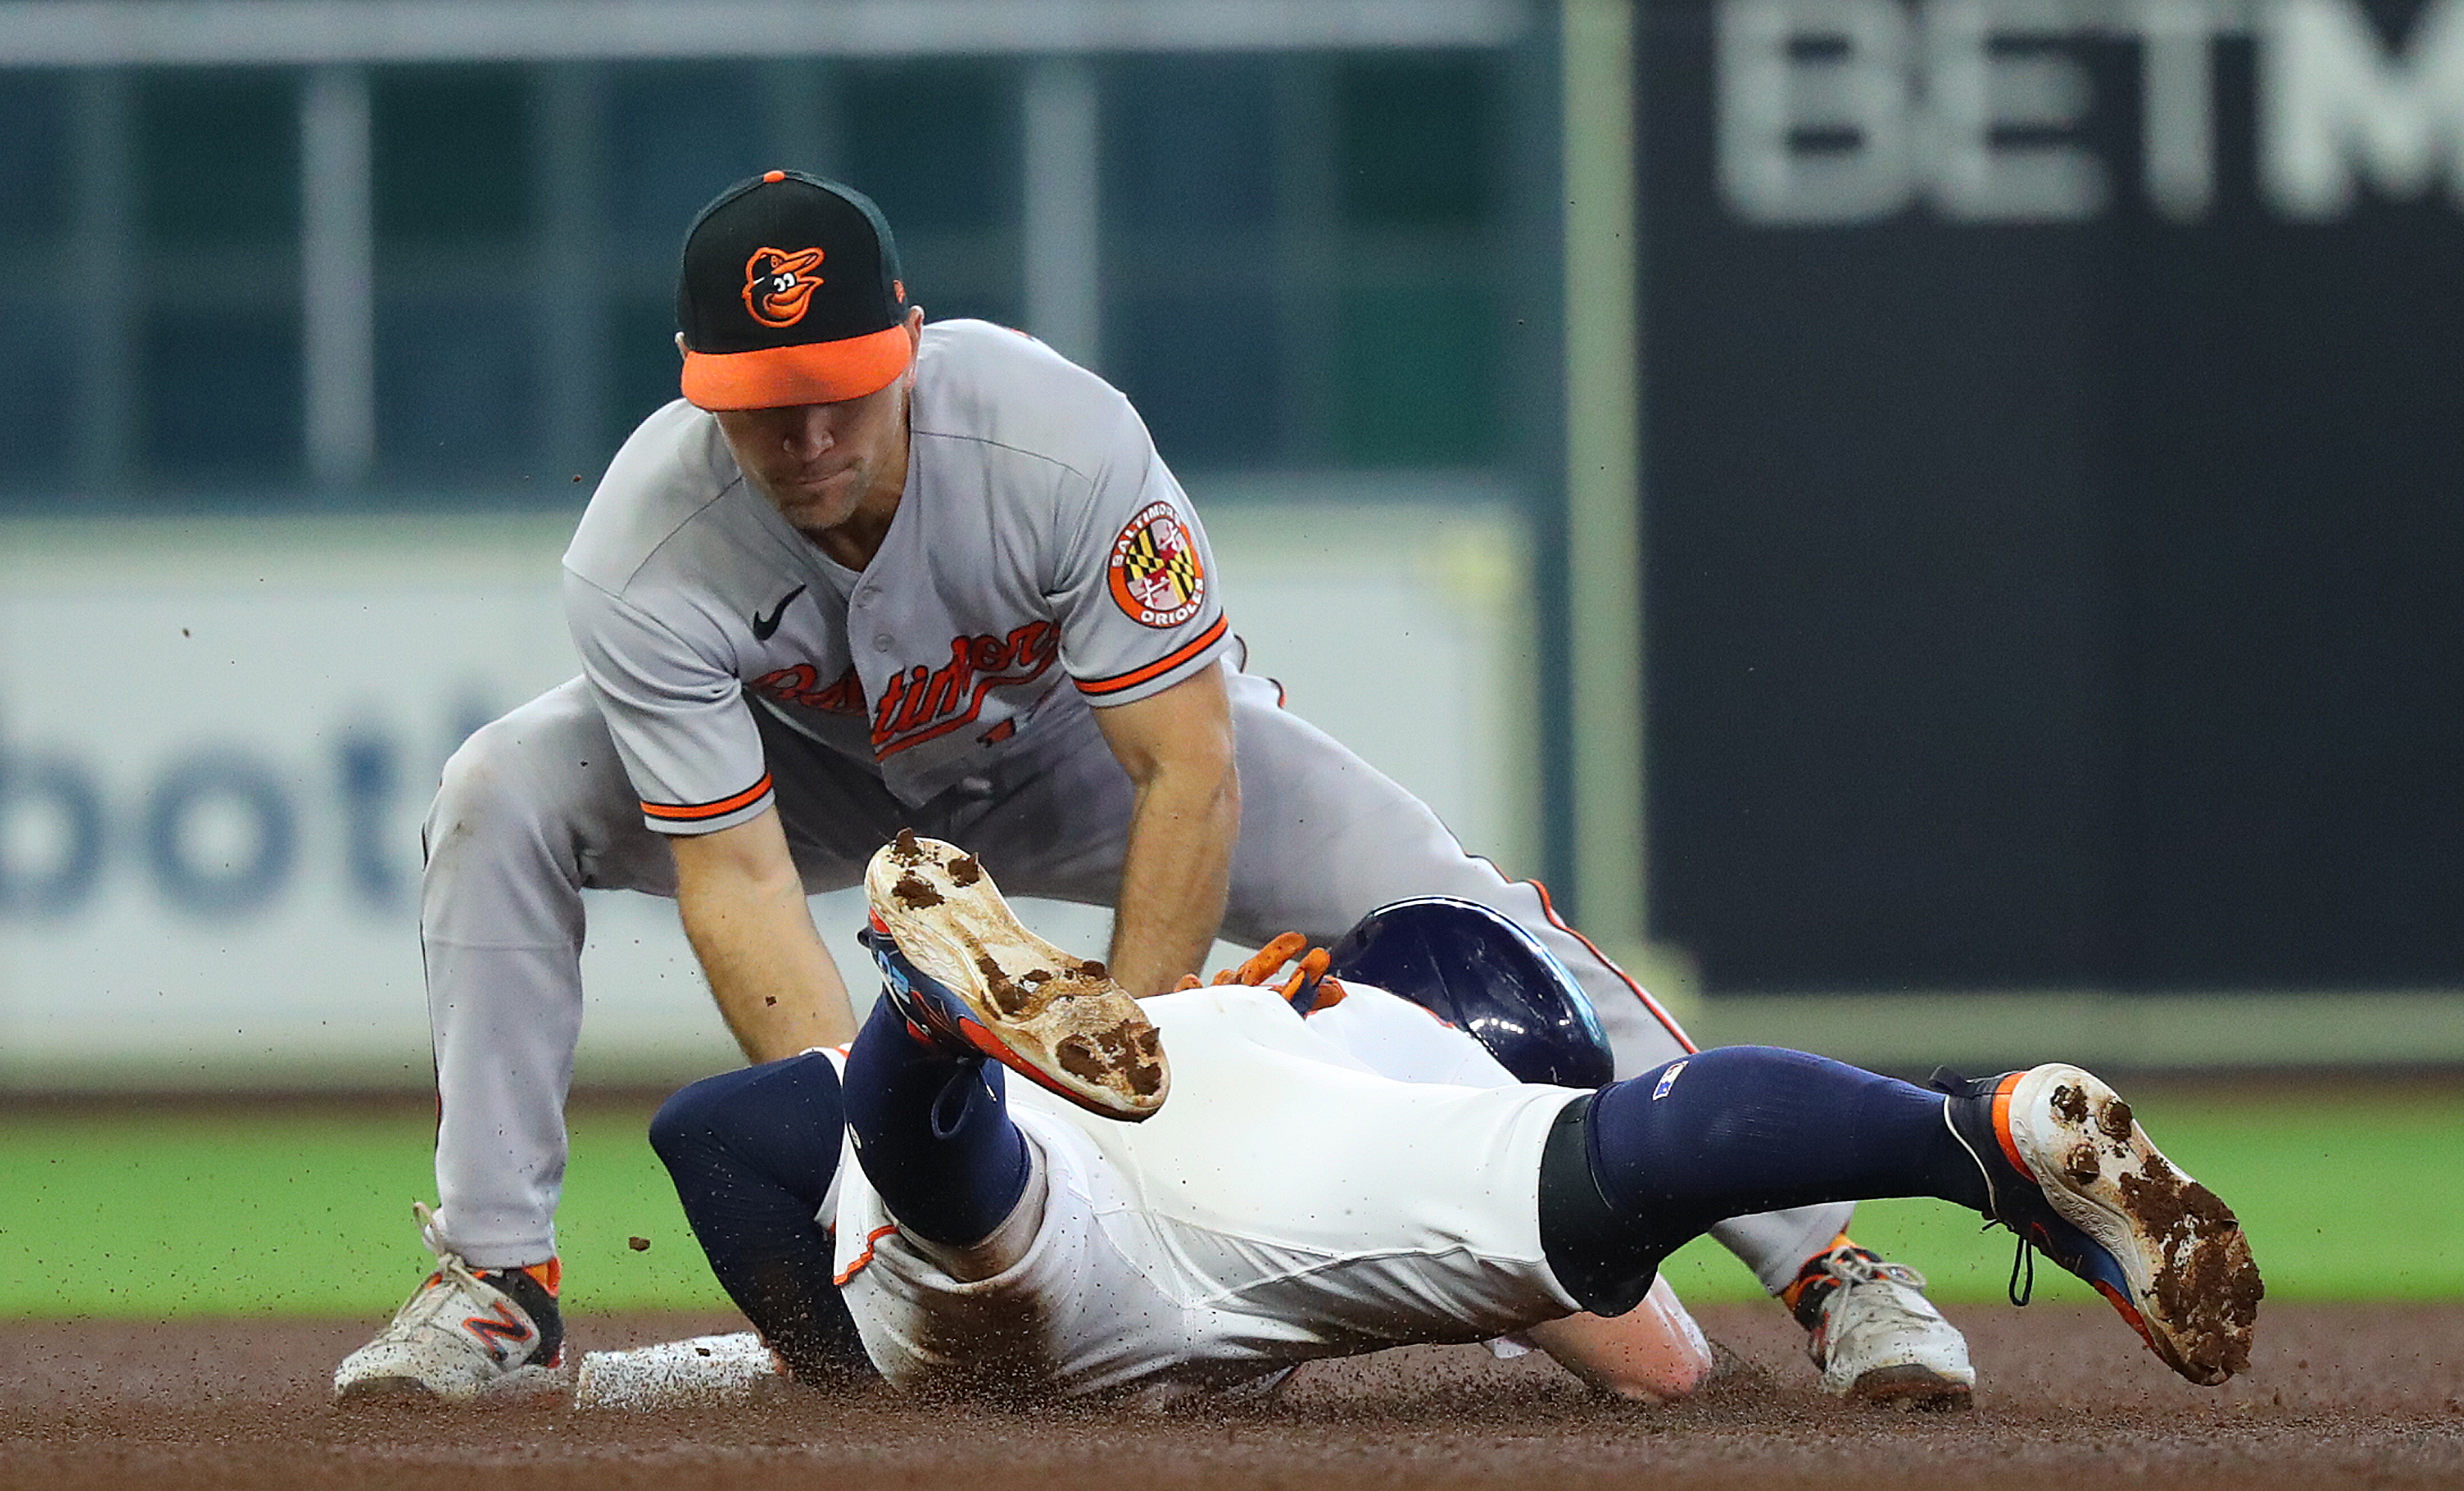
[{"xmin": 941, "ymin": 669, "xmax": 1852, "ymax": 1294}]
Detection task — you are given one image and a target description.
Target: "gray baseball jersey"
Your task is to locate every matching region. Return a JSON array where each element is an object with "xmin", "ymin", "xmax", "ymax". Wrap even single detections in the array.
[
  {"xmin": 418, "ymin": 316, "xmax": 1846, "ymax": 1297},
  {"xmin": 563, "ymin": 318, "xmax": 1232, "ymax": 829}
]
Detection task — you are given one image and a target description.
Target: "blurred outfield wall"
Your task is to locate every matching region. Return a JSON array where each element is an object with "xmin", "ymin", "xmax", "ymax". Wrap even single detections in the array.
[
  {"xmin": 6, "ymin": 0, "xmax": 2462, "ymax": 1084},
  {"xmin": 0, "ymin": 489, "xmax": 1540, "ymax": 1089},
  {"xmin": 1637, "ymin": 0, "xmax": 2464, "ymax": 1016}
]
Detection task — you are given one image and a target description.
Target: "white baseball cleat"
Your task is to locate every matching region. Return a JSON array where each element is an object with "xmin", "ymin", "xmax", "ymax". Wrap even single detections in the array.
[
  {"xmin": 333, "ymin": 1202, "xmax": 572, "ymax": 1406},
  {"xmin": 573, "ymin": 1332, "xmax": 791, "ymax": 1410},
  {"xmin": 861, "ymin": 829, "xmax": 1168, "ymax": 1120},
  {"xmin": 1792, "ymin": 1245, "xmax": 1976, "ymax": 1407},
  {"xmin": 1937, "ymin": 1062, "xmax": 2262, "ymax": 1386}
]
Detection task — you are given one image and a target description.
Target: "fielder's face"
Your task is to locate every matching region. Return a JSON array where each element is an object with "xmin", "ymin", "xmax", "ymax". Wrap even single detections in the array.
[{"xmin": 714, "ymin": 307, "xmax": 924, "ymax": 543}]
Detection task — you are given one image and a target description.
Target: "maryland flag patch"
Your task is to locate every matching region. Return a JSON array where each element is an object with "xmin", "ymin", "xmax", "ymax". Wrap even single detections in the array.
[{"xmin": 1107, "ymin": 500, "xmax": 1206, "ymax": 628}]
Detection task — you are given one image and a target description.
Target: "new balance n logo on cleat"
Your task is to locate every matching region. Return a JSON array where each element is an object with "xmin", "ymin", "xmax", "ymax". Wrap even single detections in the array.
[
  {"xmin": 333, "ymin": 1203, "xmax": 573, "ymax": 1407},
  {"xmin": 462, "ymin": 1300, "xmax": 536, "ymax": 1360}
]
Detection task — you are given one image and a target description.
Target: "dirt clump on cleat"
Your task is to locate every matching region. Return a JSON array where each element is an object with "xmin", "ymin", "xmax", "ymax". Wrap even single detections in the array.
[
  {"xmin": 2116, "ymin": 1155, "xmax": 2260, "ymax": 1383},
  {"xmin": 865, "ymin": 831, "xmax": 1169, "ymax": 1120},
  {"xmin": 1058, "ymin": 1022, "xmax": 1168, "ymax": 1099},
  {"xmin": 2036, "ymin": 1073, "xmax": 2263, "ymax": 1386}
]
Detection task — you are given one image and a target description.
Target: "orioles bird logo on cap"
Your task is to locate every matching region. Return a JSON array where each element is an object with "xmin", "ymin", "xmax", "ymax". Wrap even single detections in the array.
[{"xmin": 742, "ymin": 246, "xmax": 826, "ymax": 328}]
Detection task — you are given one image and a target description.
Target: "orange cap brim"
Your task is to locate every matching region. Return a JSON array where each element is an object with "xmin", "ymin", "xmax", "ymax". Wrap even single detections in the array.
[{"xmin": 680, "ymin": 324, "xmax": 914, "ymax": 410}]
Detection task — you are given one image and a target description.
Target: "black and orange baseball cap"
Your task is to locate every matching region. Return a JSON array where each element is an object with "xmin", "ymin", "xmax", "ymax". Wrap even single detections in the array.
[{"xmin": 677, "ymin": 170, "xmax": 911, "ymax": 411}]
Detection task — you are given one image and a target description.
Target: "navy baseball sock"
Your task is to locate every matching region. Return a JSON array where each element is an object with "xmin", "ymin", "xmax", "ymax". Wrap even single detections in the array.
[
  {"xmin": 1538, "ymin": 1046, "xmax": 1990, "ymax": 1314},
  {"xmin": 649, "ymin": 1052, "xmax": 874, "ymax": 1383},
  {"xmin": 840, "ymin": 996, "xmax": 1034, "ymax": 1249}
]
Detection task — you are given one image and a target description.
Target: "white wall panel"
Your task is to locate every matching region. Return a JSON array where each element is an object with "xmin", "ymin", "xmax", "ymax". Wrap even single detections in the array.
[{"xmin": 0, "ymin": 498, "xmax": 1537, "ymax": 1087}]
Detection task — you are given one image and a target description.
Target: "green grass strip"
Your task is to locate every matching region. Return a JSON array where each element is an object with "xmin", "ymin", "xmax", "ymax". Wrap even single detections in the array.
[
  {"xmin": 0, "ymin": 1100, "xmax": 726, "ymax": 1319},
  {"xmin": 0, "ymin": 1083, "xmax": 2452, "ymax": 1319}
]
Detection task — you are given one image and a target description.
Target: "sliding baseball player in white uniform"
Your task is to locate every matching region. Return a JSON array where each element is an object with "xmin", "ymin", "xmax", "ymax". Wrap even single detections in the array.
[
  {"xmin": 612, "ymin": 836, "xmax": 2258, "ymax": 1408},
  {"xmin": 335, "ymin": 173, "xmax": 1971, "ymax": 1406}
]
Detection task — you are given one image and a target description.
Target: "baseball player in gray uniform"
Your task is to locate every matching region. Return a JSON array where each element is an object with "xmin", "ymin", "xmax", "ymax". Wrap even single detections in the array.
[
  {"xmin": 608, "ymin": 836, "xmax": 2259, "ymax": 1408},
  {"xmin": 334, "ymin": 172, "xmax": 1970, "ymax": 1406}
]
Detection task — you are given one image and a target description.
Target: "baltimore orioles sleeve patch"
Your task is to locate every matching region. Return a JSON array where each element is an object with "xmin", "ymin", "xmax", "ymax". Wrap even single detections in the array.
[{"xmin": 1107, "ymin": 501, "xmax": 1206, "ymax": 628}]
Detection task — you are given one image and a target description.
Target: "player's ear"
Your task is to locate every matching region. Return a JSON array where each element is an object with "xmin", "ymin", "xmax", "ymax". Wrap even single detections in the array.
[{"xmin": 893, "ymin": 306, "xmax": 925, "ymax": 389}]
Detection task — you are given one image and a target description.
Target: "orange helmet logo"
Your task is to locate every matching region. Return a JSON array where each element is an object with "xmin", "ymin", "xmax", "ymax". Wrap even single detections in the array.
[{"xmin": 742, "ymin": 247, "xmax": 826, "ymax": 328}]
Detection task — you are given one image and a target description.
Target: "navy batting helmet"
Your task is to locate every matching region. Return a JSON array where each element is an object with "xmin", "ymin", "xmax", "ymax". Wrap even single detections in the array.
[{"xmin": 1324, "ymin": 898, "xmax": 1615, "ymax": 1088}]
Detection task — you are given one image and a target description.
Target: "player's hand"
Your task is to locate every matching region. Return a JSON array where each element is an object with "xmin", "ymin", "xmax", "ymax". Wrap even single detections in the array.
[{"xmin": 1200, "ymin": 933, "xmax": 1345, "ymax": 1013}]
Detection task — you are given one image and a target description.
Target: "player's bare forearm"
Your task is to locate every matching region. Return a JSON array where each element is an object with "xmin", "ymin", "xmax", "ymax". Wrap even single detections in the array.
[
  {"xmin": 1110, "ymin": 758, "xmax": 1237, "ymax": 996},
  {"xmin": 1522, "ymin": 1278, "xmax": 1714, "ymax": 1404},
  {"xmin": 1091, "ymin": 666, "xmax": 1239, "ymax": 997},
  {"xmin": 669, "ymin": 807, "xmax": 859, "ymax": 1057}
]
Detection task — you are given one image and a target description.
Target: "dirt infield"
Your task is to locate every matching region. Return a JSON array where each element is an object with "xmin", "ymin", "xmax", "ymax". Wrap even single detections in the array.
[{"xmin": 3, "ymin": 1301, "xmax": 2457, "ymax": 1491}]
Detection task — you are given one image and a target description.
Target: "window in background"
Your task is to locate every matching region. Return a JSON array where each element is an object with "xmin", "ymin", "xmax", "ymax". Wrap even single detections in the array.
[
  {"xmin": 135, "ymin": 69, "xmax": 297, "ymax": 249},
  {"xmin": 1094, "ymin": 51, "xmax": 1509, "ymax": 475},
  {"xmin": 375, "ymin": 293, "xmax": 536, "ymax": 477},
  {"xmin": 1104, "ymin": 56, "xmax": 1277, "ymax": 233},
  {"xmin": 603, "ymin": 291, "xmax": 682, "ymax": 449},
  {"xmin": 139, "ymin": 305, "xmax": 302, "ymax": 481},
  {"xmin": 1335, "ymin": 283, "xmax": 1494, "ymax": 466},
  {"xmin": 0, "ymin": 74, "xmax": 74, "ymax": 485},
  {"xmin": 843, "ymin": 60, "xmax": 1012, "ymax": 233},
  {"xmin": 1097, "ymin": 56, "xmax": 1285, "ymax": 465},
  {"xmin": 0, "ymin": 298, "xmax": 73, "ymax": 481},
  {"xmin": 1335, "ymin": 54, "xmax": 1495, "ymax": 231},
  {"xmin": 1329, "ymin": 53, "xmax": 1502, "ymax": 468},
  {"xmin": 1112, "ymin": 286, "xmax": 1282, "ymax": 469},
  {"xmin": 372, "ymin": 67, "xmax": 530, "ymax": 245},
  {"xmin": 602, "ymin": 63, "xmax": 767, "ymax": 251},
  {"xmin": 0, "ymin": 71, "xmax": 72, "ymax": 249},
  {"xmin": 596, "ymin": 62, "xmax": 774, "ymax": 447},
  {"xmin": 0, "ymin": 44, "xmax": 1524, "ymax": 507},
  {"xmin": 843, "ymin": 60, "xmax": 1019, "ymax": 327},
  {"xmin": 372, "ymin": 67, "xmax": 534, "ymax": 482},
  {"xmin": 133, "ymin": 71, "xmax": 301, "ymax": 485}
]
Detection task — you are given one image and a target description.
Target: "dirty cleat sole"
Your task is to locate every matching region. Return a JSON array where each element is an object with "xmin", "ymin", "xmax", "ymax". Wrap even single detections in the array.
[
  {"xmin": 1843, "ymin": 1362, "xmax": 1973, "ymax": 1409},
  {"xmin": 864, "ymin": 831, "xmax": 1168, "ymax": 1120},
  {"xmin": 1996, "ymin": 1064, "xmax": 2261, "ymax": 1385},
  {"xmin": 335, "ymin": 1360, "xmax": 573, "ymax": 1408}
]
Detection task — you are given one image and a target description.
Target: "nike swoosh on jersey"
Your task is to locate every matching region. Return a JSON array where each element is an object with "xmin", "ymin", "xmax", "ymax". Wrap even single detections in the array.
[{"xmin": 752, "ymin": 584, "xmax": 808, "ymax": 641}]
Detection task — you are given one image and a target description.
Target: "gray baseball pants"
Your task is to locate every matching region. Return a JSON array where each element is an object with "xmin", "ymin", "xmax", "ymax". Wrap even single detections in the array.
[{"xmin": 419, "ymin": 669, "xmax": 1849, "ymax": 1292}]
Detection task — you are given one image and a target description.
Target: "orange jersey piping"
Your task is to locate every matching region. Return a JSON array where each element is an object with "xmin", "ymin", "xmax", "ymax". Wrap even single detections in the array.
[
  {"xmin": 1076, "ymin": 616, "xmax": 1230, "ymax": 698},
  {"xmin": 1514, "ymin": 869, "xmax": 1699, "ymax": 1054},
  {"xmin": 642, "ymin": 774, "xmax": 773, "ymax": 823}
]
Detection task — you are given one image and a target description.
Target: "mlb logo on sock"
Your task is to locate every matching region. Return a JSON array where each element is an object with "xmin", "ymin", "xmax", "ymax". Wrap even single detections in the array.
[{"xmin": 1651, "ymin": 1060, "xmax": 1688, "ymax": 1100}]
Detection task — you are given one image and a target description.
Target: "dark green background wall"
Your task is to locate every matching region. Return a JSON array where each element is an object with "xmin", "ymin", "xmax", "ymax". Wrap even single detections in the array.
[{"xmin": 1642, "ymin": 0, "xmax": 2464, "ymax": 992}]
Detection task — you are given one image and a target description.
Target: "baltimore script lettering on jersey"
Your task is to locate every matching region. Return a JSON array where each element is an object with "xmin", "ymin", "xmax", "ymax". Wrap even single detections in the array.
[{"xmin": 752, "ymin": 618, "xmax": 1062, "ymax": 761}]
